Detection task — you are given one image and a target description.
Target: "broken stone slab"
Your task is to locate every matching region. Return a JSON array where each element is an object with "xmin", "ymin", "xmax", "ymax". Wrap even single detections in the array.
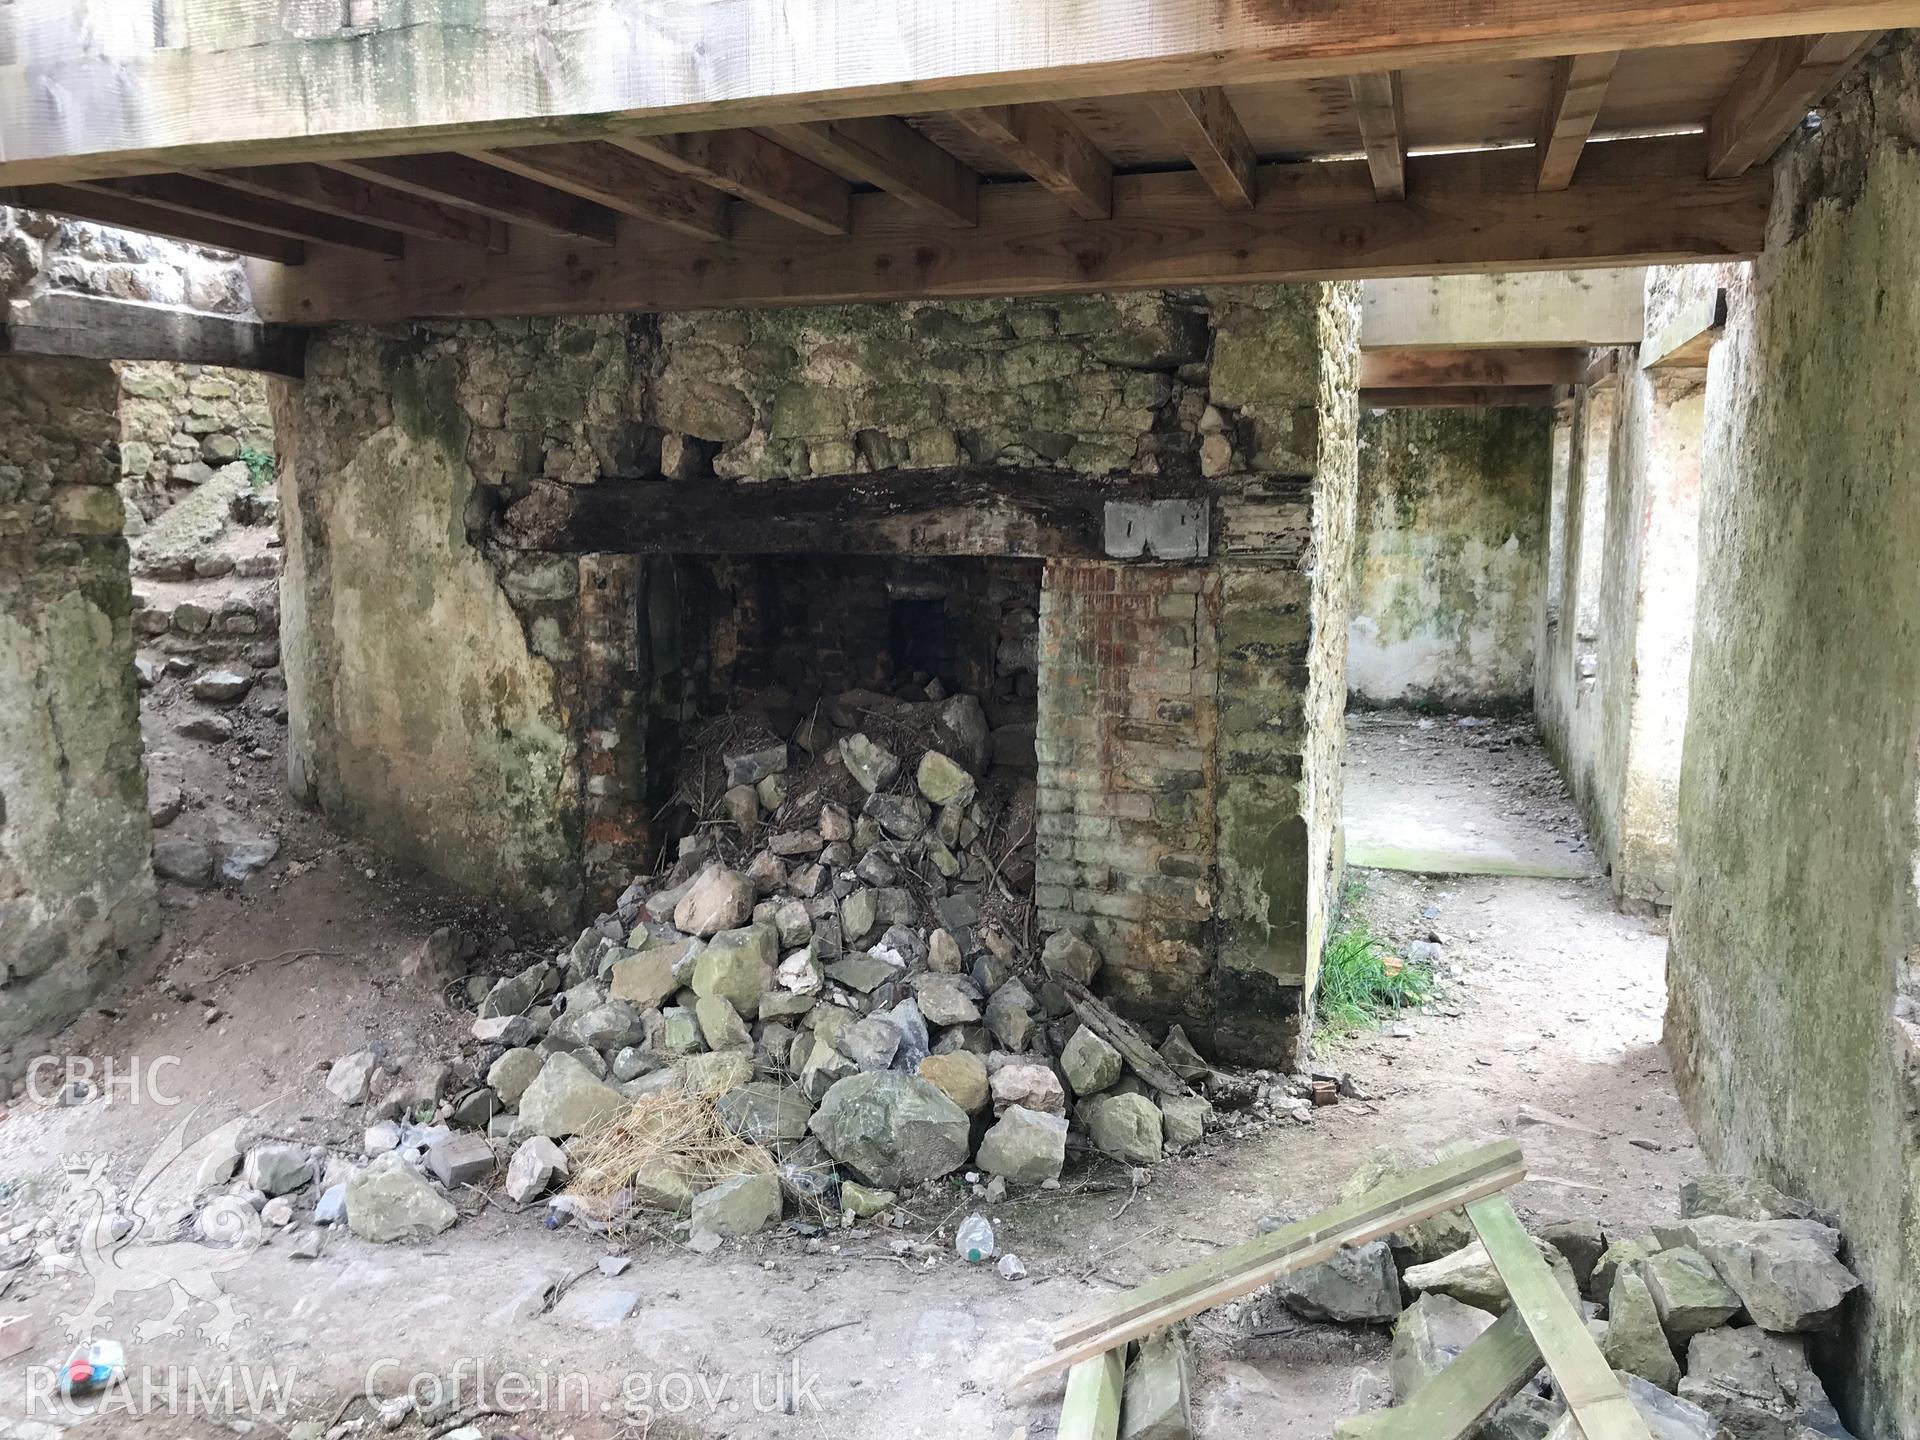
[
  {"xmin": 242, "ymin": 1144, "xmax": 313, "ymax": 1198},
  {"xmin": 1593, "ymin": 1236, "xmax": 1662, "ymax": 1300},
  {"xmin": 984, "ymin": 980, "xmax": 1037, "ymax": 1051},
  {"xmin": 515, "ymin": 1053, "xmax": 628, "ymax": 1139},
  {"xmin": 1061, "ymin": 1025, "xmax": 1123, "ymax": 1097},
  {"xmin": 692, "ymin": 923, "xmax": 776, "ymax": 1017},
  {"xmin": 486, "ymin": 1048, "xmax": 542, "ymax": 1107},
  {"xmin": 326, "ymin": 1050, "xmax": 378, "ymax": 1105},
  {"xmin": 990, "ymin": 1061, "xmax": 1066, "ymax": 1116},
  {"xmin": 680, "ymin": 1050, "xmax": 753, "ymax": 1095},
  {"xmin": 1388, "ymin": 1293, "xmax": 1499, "ymax": 1399},
  {"xmin": 840, "ymin": 733, "xmax": 902, "ymax": 793},
  {"xmin": 1158, "ymin": 1093, "xmax": 1211, "ymax": 1150},
  {"xmin": 674, "ymin": 866, "xmax": 756, "ymax": 937},
  {"xmin": 1641, "ymin": 1246, "xmax": 1743, "ymax": 1339},
  {"xmin": 912, "ymin": 972, "xmax": 982, "ymax": 1027},
  {"xmin": 1603, "ymin": 1265, "xmax": 1682, "ymax": 1392},
  {"xmin": 191, "ymin": 668, "xmax": 253, "ymax": 703},
  {"xmin": 1403, "ymin": 1238, "xmax": 1580, "ymax": 1312},
  {"xmin": 807, "ymin": 1072, "xmax": 971, "ymax": 1188},
  {"xmin": 917, "ymin": 1051, "xmax": 989, "ymax": 1114},
  {"xmin": 152, "ymin": 837, "xmax": 216, "ymax": 888},
  {"xmin": 1274, "ymin": 1239, "xmax": 1402, "ymax": 1325},
  {"xmin": 504, "ymin": 1136, "xmax": 568, "ymax": 1204},
  {"xmin": 1680, "ymin": 1175, "xmax": 1831, "ymax": 1226},
  {"xmin": 716, "ymin": 1081, "xmax": 814, "ymax": 1146},
  {"xmin": 1087, "ymin": 1092, "xmax": 1164, "ymax": 1165},
  {"xmin": 976, "ymin": 1106, "xmax": 1068, "ymax": 1184},
  {"xmin": 425, "ymin": 1133, "xmax": 496, "ymax": 1190},
  {"xmin": 1041, "ymin": 929, "xmax": 1103, "ymax": 986},
  {"xmin": 345, "ymin": 1153, "xmax": 458, "ymax": 1243},
  {"xmin": 217, "ymin": 835, "xmax": 279, "ymax": 884},
  {"xmin": 690, "ymin": 1171, "xmax": 783, "ymax": 1240},
  {"xmin": 1119, "ymin": 1326, "xmax": 1193, "ymax": 1440},
  {"xmin": 723, "ymin": 743, "xmax": 788, "ymax": 789},
  {"xmin": 1652, "ymin": 1217, "xmax": 1859, "ymax": 1331},
  {"xmin": 842, "ymin": 1014, "xmax": 904, "ymax": 1072},
  {"xmin": 768, "ymin": 828, "xmax": 824, "ymax": 857},
  {"xmin": 609, "ymin": 948, "xmax": 682, "ymax": 1011},
  {"xmin": 915, "ymin": 751, "xmax": 975, "ymax": 808},
  {"xmin": 1679, "ymin": 1327, "xmax": 1852, "ymax": 1440},
  {"xmin": 865, "ymin": 792, "xmax": 930, "ymax": 841},
  {"xmin": 694, "ymin": 994, "xmax": 753, "ymax": 1052},
  {"xmin": 569, "ymin": 999, "xmax": 647, "ymax": 1052}
]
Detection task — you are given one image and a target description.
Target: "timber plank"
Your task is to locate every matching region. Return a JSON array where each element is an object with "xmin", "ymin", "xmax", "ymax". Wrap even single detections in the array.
[
  {"xmin": 190, "ymin": 162, "xmax": 507, "ymax": 250},
  {"xmin": 1333, "ymin": 1308, "xmax": 1543, "ymax": 1440},
  {"xmin": 9, "ymin": 1, "xmax": 1920, "ymax": 184},
  {"xmin": 1013, "ymin": 1141, "xmax": 1527, "ymax": 1388},
  {"xmin": 70, "ymin": 173, "xmax": 404, "ymax": 255},
  {"xmin": 2, "ymin": 293, "xmax": 306, "ymax": 376},
  {"xmin": 6, "ymin": 184, "xmax": 305, "ymax": 263},
  {"xmin": 467, "ymin": 143, "xmax": 730, "ymax": 241},
  {"xmin": 1536, "ymin": 52, "xmax": 1620, "ymax": 190},
  {"xmin": 1056, "ymin": 1350, "xmax": 1125, "ymax": 1440},
  {"xmin": 1360, "ymin": 349, "xmax": 1587, "ymax": 388},
  {"xmin": 248, "ymin": 138, "xmax": 1768, "ymax": 323},
  {"xmin": 1642, "ymin": 289, "xmax": 1729, "ymax": 368},
  {"xmin": 949, "ymin": 105, "xmax": 1113, "ymax": 219},
  {"xmin": 1149, "ymin": 88, "xmax": 1259, "ymax": 209},
  {"xmin": 1348, "ymin": 72, "xmax": 1408, "ymax": 200},
  {"xmin": 613, "ymin": 130, "xmax": 851, "ymax": 235},
  {"xmin": 1360, "ymin": 386, "xmax": 1558, "ymax": 408},
  {"xmin": 766, "ymin": 118, "xmax": 979, "ymax": 226},
  {"xmin": 1705, "ymin": 31, "xmax": 1882, "ymax": 176},
  {"xmin": 1464, "ymin": 1194, "xmax": 1655, "ymax": 1440},
  {"xmin": 329, "ymin": 154, "xmax": 619, "ymax": 244}
]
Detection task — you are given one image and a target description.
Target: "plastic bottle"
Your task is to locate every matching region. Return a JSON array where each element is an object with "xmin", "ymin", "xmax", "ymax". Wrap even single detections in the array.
[
  {"xmin": 955, "ymin": 1213, "xmax": 995, "ymax": 1262},
  {"xmin": 61, "ymin": 1340, "xmax": 125, "ymax": 1396}
]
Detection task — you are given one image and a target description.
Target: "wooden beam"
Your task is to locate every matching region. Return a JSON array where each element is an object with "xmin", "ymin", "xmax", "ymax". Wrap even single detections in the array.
[
  {"xmin": 611, "ymin": 131, "xmax": 850, "ymax": 236},
  {"xmin": 3, "ymin": 293, "xmax": 306, "ymax": 376},
  {"xmin": 1148, "ymin": 88, "xmax": 1259, "ymax": 210},
  {"xmin": 496, "ymin": 470, "xmax": 1209, "ymax": 560},
  {"xmin": 1536, "ymin": 52, "xmax": 1621, "ymax": 191},
  {"xmin": 69, "ymin": 173, "xmax": 403, "ymax": 256},
  {"xmin": 1056, "ymin": 1351, "xmax": 1125, "ymax": 1440},
  {"xmin": 465, "ymin": 143, "xmax": 729, "ymax": 241},
  {"xmin": 1643, "ymin": 288, "xmax": 1730, "ymax": 369},
  {"xmin": 766, "ymin": 118, "xmax": 979, "ymax": 227},
  {"xmin": 948, "ymin": 105, "xmax": 1113, "ymax": 220},
  {"xmin": 1706, "ymin": 31, "xmax": 1883, "ymax": 177},
  {"xmin": 1360, "ymin": 348, "xmax": 1588, "ymax": 387},
  {"xmin": 1362, "ymin": 271, "xmax": 1648, "ymax": 349},
  {"xmin": 1016, "ymin": 1141, "xmax": 1528, "ymax": 1386},
  {"xmin": 6, "ymin": 184, "xmax": 305, "ymax": 264},
  {"xmin": 250, "ymin": 139, "xmax": 1768, "ymax": 324},
  {"xmin": 1361, "ymin": 386, "xmax": 1560, "ymax": 408},
  {"xmin": 327, "ymin": 155, "xmax": 618, "ymax": 245},
  {"xmin": 1348, "ymin": 73, "xmax": 1408, "ymax": 201},
  {"xmin": 9, "ymin": 1, "xmax": 1920, "ymax": 185},
  {"xmin": 1334, "ymin": 1308, "xmax": 1542, "ymax": 1440},
  {"xmin": 188, "ymin": 163, "xmax": 506, "ymax": 250},
  {"xmin": 1463, "ymin": 1193, "xmax": 1655, "ymax": 1440}
]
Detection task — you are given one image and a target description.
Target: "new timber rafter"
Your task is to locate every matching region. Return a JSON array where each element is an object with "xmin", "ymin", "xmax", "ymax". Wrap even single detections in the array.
[{"xmin": 248, "ymin": 137, "xmax": 1768, "ymax": 323}]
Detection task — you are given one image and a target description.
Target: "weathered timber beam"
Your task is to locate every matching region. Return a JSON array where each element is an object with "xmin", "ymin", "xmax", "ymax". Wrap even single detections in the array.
[
  {"xmin": 1360, "ymin": 385, "xmax": 1559, "ymax": 408},
  {"xmin": 765, "ymin": 118, "xmax": 979, "ymax": 226},
  {"xmin": 70, "ymin": 173, "xmax": 405, "ymax": 256},
  {"xmin": 2, "ymin": 293, "xmax": 306, "ymax": 376},
  {"xmin": 1362, "ymin": 271, "xmax": 1647, "ymax": 348},
  {"xmin": 1148, "ymin": 88, "xmax": 1259, "ymax": 209},
  {"xmin": 1348, "ymin": 72, "xmax": 1408, "ymax": 201},
  {"xmin": 1536, "ymin": 52, "xmax": 1620, "ymax": 191},
  {"xmin": 611, "ymin": 131, "xmax": 850, "ymax": 235},
  {"xmin": 1359, "ymin": 348, "xmax": 1588, "ymax": 387},
  {"xmin": 496, "ymin": 470, "xmax": 1207, "ymax": 560},
  {"xmin": 9, "ymin": 1, "xmax": 1920, "ymax": 184},
  {"xmin": 1642, "ymin": 288, "xmax": 1729, "ymax": 369},
  {"xmin": 6, "ymin": 184, "xmax": 306, "ymax": 263},
  {"xmin": 327, "ymin": 155, "xmax": 619, "ymax": 245},
  {"xmin": 189, "ymin": 163, "xmax": 507, "ymax": 251},
  {"xmin": 1706, "ymin": 31, "xmax": 1883, "ymax": 177},
  {"xmin": 947, "ymin": 105, "xmax": 1113, "ymax": 220},
  {"xmin": 249, "ymin": 138, "xmax": 1767, "ymax": 324}
]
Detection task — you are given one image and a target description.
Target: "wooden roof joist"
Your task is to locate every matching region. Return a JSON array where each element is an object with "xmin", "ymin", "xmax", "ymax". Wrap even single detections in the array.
[
  {"xmin": 248, "ymin": 136, "xmax": 1767, "ymax": 323},
  {"xmin": 4, "ymin": 0, "xmax": 1913, "ymax": 186}
]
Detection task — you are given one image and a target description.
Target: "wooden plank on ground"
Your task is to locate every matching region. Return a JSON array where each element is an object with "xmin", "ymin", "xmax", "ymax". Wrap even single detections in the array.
[
  {"xmin": 1334, "ymin": 1308, "xmax": 1543, "ymax": 1440},
  {"xmin": 1015, "ymin": 1140, "xmax": 1527, "ymax": 1387},
  {"xmin": 1056, "ymin": 1350, "xmax": 1125, "ymax": 1440},
  {"xmin": 1060, "ymin": 982, "xmax": 1192, "ymax": 1098},
  {"xmin": 1463, "ymin": 1193, "xmax": 1654, "ymax": 1440}
]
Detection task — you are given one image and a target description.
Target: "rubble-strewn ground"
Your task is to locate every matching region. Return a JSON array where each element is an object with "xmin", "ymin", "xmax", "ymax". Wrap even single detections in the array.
[{"xmin": 0, "ymin": 692, "xmax": 1703, "ymax": 1439}]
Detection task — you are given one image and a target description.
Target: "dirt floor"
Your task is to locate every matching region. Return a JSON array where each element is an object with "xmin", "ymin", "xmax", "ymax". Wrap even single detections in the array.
[
  {"xmin": 0, "ymin": 702, "xmax": 1693, "ymax": 1440},
  {"xmin": 1343, "ymin": 710, "xmax": 1600, "ymax": 880}
]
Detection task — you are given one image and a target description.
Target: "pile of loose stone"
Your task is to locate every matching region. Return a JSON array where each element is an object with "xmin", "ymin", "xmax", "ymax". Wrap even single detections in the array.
[
  {"xmin": 249, "ymin": 691, "xmax": 1340, "ymax": 1253},
  {"xmin": 1277, "ymin": 1163, "xmax": 1866, "ymax": 1440}
]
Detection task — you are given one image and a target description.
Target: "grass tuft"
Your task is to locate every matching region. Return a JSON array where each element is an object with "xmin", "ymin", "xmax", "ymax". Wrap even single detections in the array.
[{"xmin": 1316, "ymin": 915, "xmax": 1437, "ymax": 1039}]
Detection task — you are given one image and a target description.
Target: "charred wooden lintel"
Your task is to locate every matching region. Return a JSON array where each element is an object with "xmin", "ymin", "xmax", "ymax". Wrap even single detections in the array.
[{"xmin": 497, "ymin": 468, "xmax": 1214, "ymax": 560}]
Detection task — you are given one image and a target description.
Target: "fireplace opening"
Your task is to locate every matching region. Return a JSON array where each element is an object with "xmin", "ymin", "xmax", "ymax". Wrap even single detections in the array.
[{"xmin": 633, "ymin": 553, "xmax": 1042, "ymax": 881}]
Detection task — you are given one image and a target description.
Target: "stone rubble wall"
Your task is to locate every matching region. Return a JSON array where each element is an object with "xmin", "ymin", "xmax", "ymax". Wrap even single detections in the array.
[
  {"xmin": 1348, "ymin": 407, "xmax": 1552, "ymax": 710},
  {"xmin": 1665, "ymin": 33, "xmax": 1920, "ymax": 1439},
  {"xmin": 117, "ymin": 362, "xmax": 274, "ymax": 524},
  {"xmin": 1, "ymin": 207, "xmax": 254, "ymax": 318},
  {"xmin": 284, "ymin": 285, "xmax": 1358, "ymax": 1068},
  {"xmin": 0, "ymin": 355, "xmax": 160, "ymax": 1066}
]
